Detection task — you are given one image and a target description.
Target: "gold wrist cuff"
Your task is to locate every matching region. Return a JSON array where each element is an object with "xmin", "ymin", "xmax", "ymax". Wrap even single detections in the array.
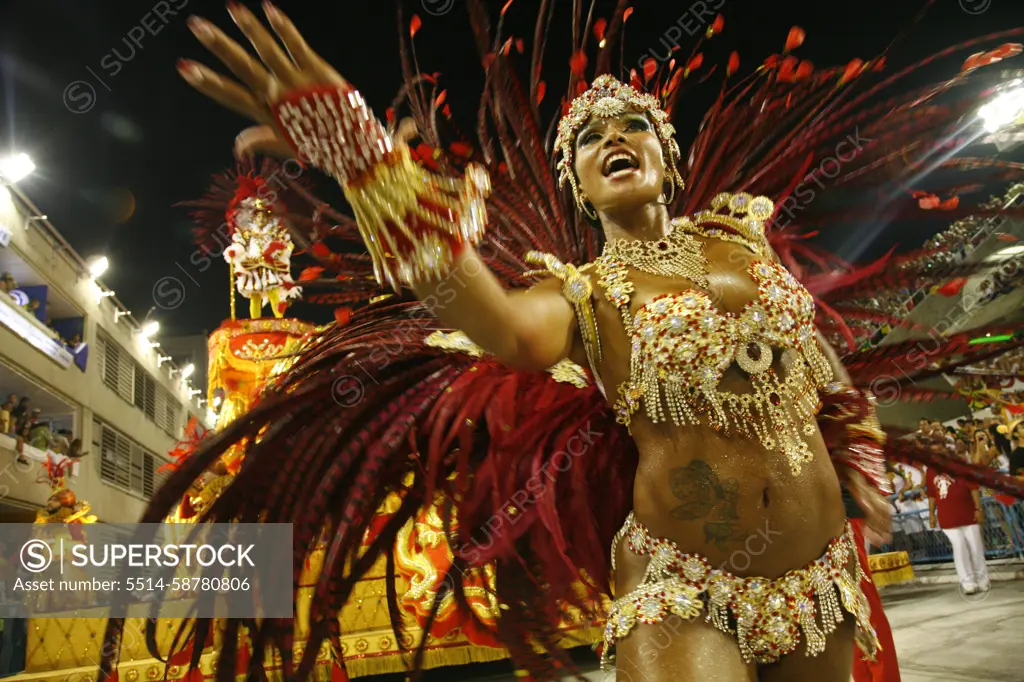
[{"xmin": 344, "ymin": 145, "xmax": 491, "ymax": 290}]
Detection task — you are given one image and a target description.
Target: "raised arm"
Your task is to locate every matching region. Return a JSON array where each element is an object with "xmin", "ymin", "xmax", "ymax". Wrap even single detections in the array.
[
  {"xmin": 411, "ymin": 253, "xmax": 580, "ymax": 370},
  {"xmin": 177, "ymin": 4, "xmax": 579, "ymax": 371}
]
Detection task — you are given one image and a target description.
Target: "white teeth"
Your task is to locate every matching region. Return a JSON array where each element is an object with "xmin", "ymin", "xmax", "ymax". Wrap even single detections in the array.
[{"xmin": 603, "ymin": 152, "xmax": 638, "ymax": 175}]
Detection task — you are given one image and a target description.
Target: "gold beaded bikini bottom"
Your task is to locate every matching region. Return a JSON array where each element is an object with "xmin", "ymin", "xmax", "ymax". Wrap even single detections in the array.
[{"xmin": 601, "ymin": 513, "xmax": 878, "ymax": 670}]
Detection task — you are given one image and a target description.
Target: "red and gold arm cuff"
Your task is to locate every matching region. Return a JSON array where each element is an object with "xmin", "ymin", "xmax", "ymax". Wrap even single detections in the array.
[{"xmin": 271, "ymin": 85, "xmax": 491, "ymax": 290}]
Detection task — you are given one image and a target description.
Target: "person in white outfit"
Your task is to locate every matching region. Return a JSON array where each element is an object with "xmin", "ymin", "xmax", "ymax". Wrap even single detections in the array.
[{"xmin": 926, "ymin": 456, "xmax": 990, "ymax": 594}]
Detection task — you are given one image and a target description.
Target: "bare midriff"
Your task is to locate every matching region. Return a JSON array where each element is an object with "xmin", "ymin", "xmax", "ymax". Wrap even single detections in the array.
[{"xmin": 624, "ymin": 413, "xmax": 845, "ymax": 582}]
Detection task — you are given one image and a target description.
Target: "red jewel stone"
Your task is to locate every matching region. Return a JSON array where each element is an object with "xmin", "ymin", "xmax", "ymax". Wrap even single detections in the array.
[
  {"xmin": 746, "ymin": 342, "xmax": 762, "ymax": 361},
  {"xmin": 769, "ymin": 392, "xmax": 781, "ymax": 405},
  {"xmin": 657, "ymin": 240, "xmax": 670, "ymax": 251}
]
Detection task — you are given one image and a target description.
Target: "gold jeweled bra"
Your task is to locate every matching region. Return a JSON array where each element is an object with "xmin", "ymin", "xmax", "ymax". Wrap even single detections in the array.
[{"xmin": 596, "ymin": 197, "xmax": 833, "ymax": 475}]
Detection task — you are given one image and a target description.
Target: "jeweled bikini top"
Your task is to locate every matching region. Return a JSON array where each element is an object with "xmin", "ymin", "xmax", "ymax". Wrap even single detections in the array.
[{"xmin": 594, "ymin": 198, "xmax": 833, "ymax": 475}]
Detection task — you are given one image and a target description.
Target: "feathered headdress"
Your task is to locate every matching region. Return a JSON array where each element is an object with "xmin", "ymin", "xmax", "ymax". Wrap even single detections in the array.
[
  {"xmin": 37, "ymin": 453, "xmax": 75, "ymax": 492},
  {"xmin": 182, "ymin": 157, "xmax": 306, "ymax": 253}
]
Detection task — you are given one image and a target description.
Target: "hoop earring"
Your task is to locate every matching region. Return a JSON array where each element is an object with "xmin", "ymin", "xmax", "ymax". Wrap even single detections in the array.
[
  {"xmin": 575, "ymin": 189, "xmax": 599, "ymax": 221},
  {"xmin": 664, "ymin": 175, "xmax": 676, "ymax": 205}
]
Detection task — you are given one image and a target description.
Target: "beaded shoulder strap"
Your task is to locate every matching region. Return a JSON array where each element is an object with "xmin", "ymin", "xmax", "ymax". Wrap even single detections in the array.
[{"xmin": 524, "ymin": 252, "xmax": 604, "ymax": 391}]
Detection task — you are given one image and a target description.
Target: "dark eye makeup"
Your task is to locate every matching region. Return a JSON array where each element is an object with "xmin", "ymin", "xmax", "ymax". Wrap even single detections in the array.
[{"xmin": 577, "ymin": 114, "xmax": 652, "ymax": 147}]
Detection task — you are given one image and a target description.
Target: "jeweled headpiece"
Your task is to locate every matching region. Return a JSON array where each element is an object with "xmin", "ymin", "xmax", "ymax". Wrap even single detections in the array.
[{"xmin": 554, "ymin": 75, "xmax": 684, "ymax": 209}]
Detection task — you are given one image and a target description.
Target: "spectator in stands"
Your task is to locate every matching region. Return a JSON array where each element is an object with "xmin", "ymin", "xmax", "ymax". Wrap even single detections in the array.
[
  {"xmin": 51, "ymin": 429, "xmax": 71, "ymax": 455},
  {"xmin": 930, "ymin": 419, "xmax": 953, "ymax": 447},
  {"xmin": 926, "ymin": 446, "xmax": 990, "ymax": 594},
  {"xmin": 971, "ymin": 429, "xmax": 1000, "ymax": 467},
  {"xmin": 21, "ymin": 299, "xmax": 39, "ymax": 316},
  {"xmin": 892, "ymin": 460, "xmax": 931, "ymax": 556},
  {"xmin": 66, "ymin": 438, "xmax": 88, "ymax": 459},
  {"xmin": 915, "ymin": 418, "xmax": 938, "ymax": 451},
  {"xmin": 0, "ymin": 397, "xmax": 12, "ymax": 435},
  {"xmin": 27, "ymin": 419, "xmax": 51, "ymax": 451},
  {"xmin": 12, "ymin": 420, "xmax": 32, "ymax": 465},
  {"xmin": 0, "ymin": 272, "xmax": 15, "ymax": 293},
  {"xmin": 986, "ymin": 417, "xmax": 1013, "ymax": 458},
  {"xmin": 8, "ymin": 398, "xmax": 28, "ymax": 434},
  {"xmin": 1009, "ymin": 423, "xmax": 1024, "ymax": 478}
]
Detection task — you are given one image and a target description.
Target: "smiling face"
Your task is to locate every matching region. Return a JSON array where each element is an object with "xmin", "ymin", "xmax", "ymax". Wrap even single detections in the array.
[{"xmin": 573, "ymin": 111, "xmax": 667, "ymax": 217}]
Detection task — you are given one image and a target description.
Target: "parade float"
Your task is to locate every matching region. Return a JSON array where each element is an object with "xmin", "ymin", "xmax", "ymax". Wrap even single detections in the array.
[{"xmin": 187, "ymin": 168, "xmax": 600, "ymax": 679}]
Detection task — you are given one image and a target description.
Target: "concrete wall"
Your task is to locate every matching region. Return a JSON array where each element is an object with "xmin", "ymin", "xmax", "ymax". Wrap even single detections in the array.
[
  {"xmin": 160, "ymin": 334, "xmax": 210, "ymax": 397},
  {"xmin": 0, "ymin": 187, "xmax": 198, "ymax": 522}
]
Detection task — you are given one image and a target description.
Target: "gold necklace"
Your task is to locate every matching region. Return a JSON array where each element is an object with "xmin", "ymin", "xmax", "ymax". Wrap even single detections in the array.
[{"xmin": 597, "ymin": 218, "xmax": 709, "ymax": 290}]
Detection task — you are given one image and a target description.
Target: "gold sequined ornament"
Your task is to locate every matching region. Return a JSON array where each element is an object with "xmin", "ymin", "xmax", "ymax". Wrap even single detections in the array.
[{"xmin": 672, "ymin": 190, "xmax": 776, "ymax": 257}]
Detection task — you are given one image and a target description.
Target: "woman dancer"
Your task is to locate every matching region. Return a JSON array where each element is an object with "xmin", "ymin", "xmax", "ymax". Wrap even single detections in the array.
[{"xmin": 109, "ymin": 3, "xmax": 1024, "ymax": 681}]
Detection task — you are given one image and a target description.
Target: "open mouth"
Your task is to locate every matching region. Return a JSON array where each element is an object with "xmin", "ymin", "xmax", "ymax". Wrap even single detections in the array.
[{"xmin": 602, "ymin": 151, "xmax": 640, "ymax": 177}]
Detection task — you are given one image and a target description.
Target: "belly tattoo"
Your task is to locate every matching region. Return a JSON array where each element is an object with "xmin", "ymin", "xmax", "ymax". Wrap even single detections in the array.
[{"xmin": 669, "ymin": 460, "xmax": 746, "ymax": 549}]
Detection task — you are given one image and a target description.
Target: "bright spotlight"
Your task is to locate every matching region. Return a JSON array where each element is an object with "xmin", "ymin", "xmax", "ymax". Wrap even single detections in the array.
[
  {"xmin": 0, "ymin": 153, "xmax": 35, "ymax": 183},
  {"xmin": 139, "ymin": 320, "xmax": 160, "ymax": 338},
  {"xmin": 89, "ymin": 256, "xmax": 109, "ymax": 279},
  {"xmin": 181, "ymin": 363, "xmax": 195, "ymax": 379},
  {"xmin": 979, "ymin": 84, "xmax": 1024, "ymax": 133}
]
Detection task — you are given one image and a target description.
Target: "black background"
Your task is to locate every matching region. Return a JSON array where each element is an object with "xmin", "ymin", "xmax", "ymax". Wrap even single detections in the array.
[{"xmin": 1, "ymin": 0, "xmax": 1022, "ymax": 336}]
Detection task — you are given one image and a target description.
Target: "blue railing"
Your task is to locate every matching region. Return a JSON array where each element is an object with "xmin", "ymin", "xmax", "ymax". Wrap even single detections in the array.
[{"xmin": 870, "ymin": 497, "xmax": 1024, "ymax": 564}]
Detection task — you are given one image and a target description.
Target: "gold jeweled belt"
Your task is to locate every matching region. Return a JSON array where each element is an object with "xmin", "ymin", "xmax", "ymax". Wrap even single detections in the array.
[{"xmin": 602, "ymin": 512, "xmax": 878, "ymax": 670}]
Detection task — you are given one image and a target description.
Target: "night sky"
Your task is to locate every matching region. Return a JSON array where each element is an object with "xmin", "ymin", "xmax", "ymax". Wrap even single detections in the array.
[{"xmin": 1, "ymin": 0, "xmax": 1022, "ymax": 336}]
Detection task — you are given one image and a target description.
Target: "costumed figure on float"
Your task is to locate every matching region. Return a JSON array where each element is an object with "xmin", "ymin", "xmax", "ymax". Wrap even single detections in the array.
[
  {"xmin": 34, "ymin": 455, "xmax": 96, "ymax": 532},
  {"xmin": 222, "ymin": 174, "xmax": 302, "ymax": 319},
  {"xmin": 101, "ymin": 3, "xmax": 1024, "ymax": 682},
  {"xmin": 31, "ymin": 455, "xmax": 97, "ymax": 613}
]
